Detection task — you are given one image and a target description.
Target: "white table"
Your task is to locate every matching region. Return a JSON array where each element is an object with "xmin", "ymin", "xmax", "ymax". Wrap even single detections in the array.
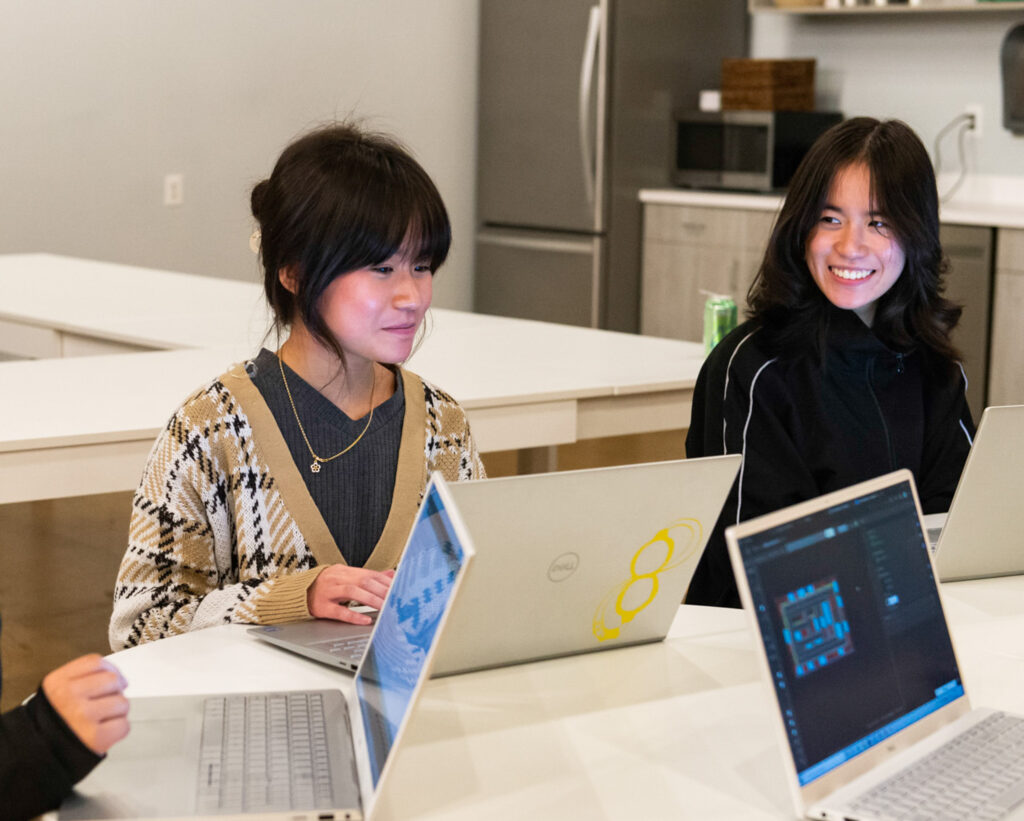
[
  {"xmin": 0, "ymin": 254, "xmax": 705, "ymax": 503},
  {"xmin": 98, "ymin": 577, "xmax": 1024, "ymax": 820}
]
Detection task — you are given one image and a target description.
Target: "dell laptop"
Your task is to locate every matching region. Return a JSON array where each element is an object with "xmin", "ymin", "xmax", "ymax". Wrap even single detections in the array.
[{"xmin": 252, "ymin": 456, "xmax": 740, "ymax": 676}]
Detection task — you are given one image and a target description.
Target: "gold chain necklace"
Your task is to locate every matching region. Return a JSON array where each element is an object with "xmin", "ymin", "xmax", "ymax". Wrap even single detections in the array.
[{"xmin": 277, "ymin": 353, "xmax": 375, "ymax": 473}]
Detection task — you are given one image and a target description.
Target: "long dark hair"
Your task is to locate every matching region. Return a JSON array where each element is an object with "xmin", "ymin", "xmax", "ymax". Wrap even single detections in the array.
[
  {"xmin": 251, "ymin": 122, "xmax": 450, "ymax": 364},
  {"xmin": 748, "ymin": 117, "xmax": 962, "ymax": 365}
]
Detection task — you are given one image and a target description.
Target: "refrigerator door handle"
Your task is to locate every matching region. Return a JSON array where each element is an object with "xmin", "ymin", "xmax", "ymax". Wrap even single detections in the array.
[
  {"xmin": 477, "ymin": 230, "xmax": 595, "ymax": 255},
  {"xmin": 578, "ymin": 5, "xmax": 601, "ymax": 208}
]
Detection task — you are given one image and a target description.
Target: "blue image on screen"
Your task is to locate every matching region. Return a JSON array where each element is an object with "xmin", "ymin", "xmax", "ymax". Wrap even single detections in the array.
[
  {"xmin": 778, "ymin": 577, "xmax": 854, "ymax": 677},
  {"xmin": 355, "ymin": 485, "xmax": 465, "ymax": 786}
]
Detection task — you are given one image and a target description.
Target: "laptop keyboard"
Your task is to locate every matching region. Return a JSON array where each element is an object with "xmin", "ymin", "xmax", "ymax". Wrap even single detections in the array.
[
  {"xmin": 850, "ymin": 711, "xmax": 1024, "ymax": 821},
  {"xmin": 312, "ymin": 633, "xmax": 370, "ymax": 661},
  {"xmin": 196, "ymin": 692, "xmax": 336, "ymax": 813}
]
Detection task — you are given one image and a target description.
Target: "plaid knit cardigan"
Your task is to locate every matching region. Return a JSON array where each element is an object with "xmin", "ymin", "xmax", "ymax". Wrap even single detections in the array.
[{"xmin": 109, "ymin": 365, "xmax": 484, "ymax": 650}]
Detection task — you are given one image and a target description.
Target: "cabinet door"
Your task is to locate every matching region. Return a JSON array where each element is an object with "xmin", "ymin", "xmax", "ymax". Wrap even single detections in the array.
[
  {"xmin": 642, "ymin": 243, "xmax": 747, "ymax": 342},
  {"xmin": 641, "ymin": 204, "xmax": 773, "ymax": 343},
  {"xmin": 990, "ymin": 229, "xmax": 1024, "ymax": 406},
  {"xmin": 989, "ymin": 269, "xmax": 1024, "ymax": 406},
  {"xmin": 940, "ymin": 224, "xmax": 993, "ymax": 421}
]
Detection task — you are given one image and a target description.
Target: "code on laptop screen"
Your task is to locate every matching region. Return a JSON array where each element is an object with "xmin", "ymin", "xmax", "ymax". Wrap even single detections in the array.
[
  {"xmin": 355, "ymin": 484, "xmax": 465, "ymax": 786},
  {"xmin": 736, "ymin": 480, "xmax": 963, "ymax": 786}
]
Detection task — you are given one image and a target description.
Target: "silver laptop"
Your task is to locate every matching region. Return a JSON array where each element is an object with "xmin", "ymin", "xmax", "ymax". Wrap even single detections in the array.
[
  {"xmin": 727, "ymin": 469, "xmax": 1024, "ymax": 821},
  {"xmin": 59, "ymin": 477, "xmax": 474, "ymax": 820},
  {"xmin": 249, "ymin": 612, "xmax": 376, "ymax": 672},
  {"xmin": 250, "ymin": 456, "xmax": 739, "ymax": 677},
  {"xmin": 431, "ymin": 455, "xmax": 739, "ymax": 675},
  {"xmin": 935, "ymin": 404, "xmax": 1024, "ymax": 582}
]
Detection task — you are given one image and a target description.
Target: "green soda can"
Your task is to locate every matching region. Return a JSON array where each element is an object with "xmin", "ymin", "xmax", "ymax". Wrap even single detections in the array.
[{"xmin": 703, "ymin": 293, "xmax": 737, "ymax": 354}]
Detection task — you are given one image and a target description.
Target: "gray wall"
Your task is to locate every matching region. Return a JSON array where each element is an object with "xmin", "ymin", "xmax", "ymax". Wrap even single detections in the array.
[
  {"xmin": 0, "ymin": 1, "xmax": 479, "ymax": 310},
  {"xmin": 751, "ymin": 10, "xmax": 1024, "ymax": 179}
]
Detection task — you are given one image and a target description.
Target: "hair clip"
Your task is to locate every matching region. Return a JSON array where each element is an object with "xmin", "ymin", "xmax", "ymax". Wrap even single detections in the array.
[{"xmin": 249, "ymin": 228, "xmax": 261, "ymax": 255}]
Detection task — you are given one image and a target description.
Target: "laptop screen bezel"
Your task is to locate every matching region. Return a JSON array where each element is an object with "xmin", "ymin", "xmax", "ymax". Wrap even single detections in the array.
[{"xmin": 725, "ymin": 469, "xmax": 972, "ymax": 815}]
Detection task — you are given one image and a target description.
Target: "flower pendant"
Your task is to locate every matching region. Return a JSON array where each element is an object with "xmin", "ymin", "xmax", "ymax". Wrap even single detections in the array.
[{"xmin": 310, "ymin": 461, "xmax": 321, "ymax": 473}]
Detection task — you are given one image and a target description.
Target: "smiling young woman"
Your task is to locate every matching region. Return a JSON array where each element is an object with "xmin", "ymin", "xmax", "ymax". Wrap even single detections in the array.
[
  {"xmin": 109, "ymin": 123, "xmax": 486, "ymax": 650},
  {"xmin": 684, "ymin": 117, "xmax": 974, "ymax": 608}
]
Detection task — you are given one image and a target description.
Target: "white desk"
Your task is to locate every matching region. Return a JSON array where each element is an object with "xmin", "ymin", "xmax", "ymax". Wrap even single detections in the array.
[
  {"xmin": 99, "ymin": 577, "xmax": 1024, "ymax": 820},
  {"xmin": 0, "ymin": 255, "xmax": 705, "ymax": 503}
]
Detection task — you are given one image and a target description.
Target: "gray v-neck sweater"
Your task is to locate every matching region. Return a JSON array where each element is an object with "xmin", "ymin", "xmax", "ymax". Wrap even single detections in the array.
[{"xmin": 249, "ymin": 348, "xmax": 404, "ymax": 567}]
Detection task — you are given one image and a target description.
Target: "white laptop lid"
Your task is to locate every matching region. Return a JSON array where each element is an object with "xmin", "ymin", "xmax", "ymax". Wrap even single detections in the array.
[
  {"xmin": 936, "ymin": 404, "xmax": 1024, "ymax": 582},
  {"xmin": 726, "ymin": 470, "xmax": 970, "ymax": 817},
  {"xmin": 430, "ymin": 455, "xmax": 740, "ymax": 676},
  {"xmin": 60, "ymin": 476, "xmax": 474, "ymax": 820}
]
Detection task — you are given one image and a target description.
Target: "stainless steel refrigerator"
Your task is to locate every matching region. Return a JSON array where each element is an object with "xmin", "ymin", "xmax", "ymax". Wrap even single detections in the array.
[{"xmin": 474, "ymin": 0, "xmax": 748, "ymax": 332}]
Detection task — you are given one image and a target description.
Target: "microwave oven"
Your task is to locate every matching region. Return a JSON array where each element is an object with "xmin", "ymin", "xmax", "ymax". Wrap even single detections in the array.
[{"xmin": 672, "ymin": 110, "xmax": 843, "ymax": 192}]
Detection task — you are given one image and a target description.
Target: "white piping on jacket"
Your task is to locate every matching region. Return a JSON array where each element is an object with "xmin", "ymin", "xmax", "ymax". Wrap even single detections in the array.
[
  {"xmin": 721, "ymin": 330, "xmax": 760, "ymax": 454},
  {"xmin": 735, "ymin": 357, "xmax": 778, "ymax": 524},
  {"xmin": 957, "ymin": 362, "xmax": 973, "ymax": 448}
]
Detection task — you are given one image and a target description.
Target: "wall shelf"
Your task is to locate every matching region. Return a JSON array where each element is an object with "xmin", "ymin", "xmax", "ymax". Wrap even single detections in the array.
[{"xmin": 750, "ymin": 1, "xmax": 1024, "ymax": 13}]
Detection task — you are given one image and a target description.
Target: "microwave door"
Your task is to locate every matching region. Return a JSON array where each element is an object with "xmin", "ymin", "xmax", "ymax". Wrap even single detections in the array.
[
  {"xmin": 673, "ymin": 119, "xmax": 726, "ymax": 189},
  {"xmin": 721, "ymin": 118, "xmax": 773, "ymax": 192}
]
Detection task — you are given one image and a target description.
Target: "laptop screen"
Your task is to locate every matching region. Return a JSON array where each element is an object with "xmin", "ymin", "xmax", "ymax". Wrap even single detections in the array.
[
  {"xmin": 734, "ymin": 478, "xmax": 964, "ymax": 786},
  {"xmin": 354, "ymin": 483, "xmax": 466, "ymax": 786}
]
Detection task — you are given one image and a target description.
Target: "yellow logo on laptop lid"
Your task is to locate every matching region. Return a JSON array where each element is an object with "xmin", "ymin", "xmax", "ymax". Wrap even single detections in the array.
[{"xmin": 592, "ymin": 518, "xmax": 702, "ymax": 641}]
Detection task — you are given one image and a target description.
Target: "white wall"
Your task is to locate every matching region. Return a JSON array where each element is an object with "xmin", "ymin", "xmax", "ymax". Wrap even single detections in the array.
[
  {"xmin": 751, "ymin": 10, "xmax": 1024, "ymax": 182},
  {"xmin": 0, "ymin": 0, "xmax": 479, "ymax": 310}
]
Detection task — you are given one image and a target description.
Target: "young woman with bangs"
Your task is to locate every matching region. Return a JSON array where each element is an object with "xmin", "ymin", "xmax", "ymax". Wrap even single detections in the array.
[
  {"xmin": 110, "ymin": 123, "xmax": 485, "ymax": 649},
  {"xmin": 685, "ymin": 117, "xmax": 975, "ymax": 608}
]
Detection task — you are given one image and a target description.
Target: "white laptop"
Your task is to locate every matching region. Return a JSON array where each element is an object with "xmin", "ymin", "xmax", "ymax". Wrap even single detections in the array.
[
  {"xmin": 727, "ymin": 469, "xmax": 1024, "ymax": 821},
  {"xmin": 251, "ymin": 455, "xmax": 740, "ymax": 676},
  {"xmin": 431, "ymin": 455, "xmax": 740, "ymax": 675},
  {"xmin": 59, "ymin": 477, "xmax": 474, "ymax": 820},
  {"xmin": 934, "ymin": 404, "xmax": 1024, "ymax": 582}
]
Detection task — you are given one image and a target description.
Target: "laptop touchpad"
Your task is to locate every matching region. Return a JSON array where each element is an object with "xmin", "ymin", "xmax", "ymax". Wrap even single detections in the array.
[{"xmin": 60, "ymin": 708, "xmax": 201, "ymax": 818}]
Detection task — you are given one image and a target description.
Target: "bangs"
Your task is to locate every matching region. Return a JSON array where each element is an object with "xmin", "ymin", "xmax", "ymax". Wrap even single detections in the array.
[{"xmin": 308, "ymin": 150, "xmax": 451, "ymax": 279}]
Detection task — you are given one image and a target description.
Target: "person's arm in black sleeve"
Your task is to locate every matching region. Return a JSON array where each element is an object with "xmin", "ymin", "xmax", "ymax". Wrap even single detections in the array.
[
  {"xmin": 0, "ymin": 687, "xmax": 103, "ymax": 820},
  {"xmin": 686, "ymin": 345, "xmax": 819, "ymax": 607},
  {"xmin": 918, "ymin": 363, "xmax": 975, "ymax": 514}
]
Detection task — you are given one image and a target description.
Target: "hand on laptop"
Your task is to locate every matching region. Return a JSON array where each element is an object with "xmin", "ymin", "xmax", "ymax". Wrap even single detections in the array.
[
  {"xmin": 42, "ymin": 653, "xmax": 130, "ymax": 755},
  {"xmin": 308, "ymin": 565, "xmax": 394, "ymax": 624}
]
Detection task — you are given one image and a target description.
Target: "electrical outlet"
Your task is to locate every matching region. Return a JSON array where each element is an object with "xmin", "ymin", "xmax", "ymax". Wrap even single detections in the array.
[
  {"xmin": 163, "ymin": 173, "xmax": 184, "ymax": 206},
  {"xmin": 965, "ymin": 104, "xmax": 983, "ymax": 140}
]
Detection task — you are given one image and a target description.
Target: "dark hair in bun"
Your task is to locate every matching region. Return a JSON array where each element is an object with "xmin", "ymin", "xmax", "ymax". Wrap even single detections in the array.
[{"xmin": 252, "ymin": 122, "xmax": 450, "ymax": 363}]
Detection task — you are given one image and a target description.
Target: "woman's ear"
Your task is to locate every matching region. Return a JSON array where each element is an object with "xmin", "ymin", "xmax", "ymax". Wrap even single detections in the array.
[{"xmin": 278, "ymin": 265, "xmax": 300, "ymax": 295}]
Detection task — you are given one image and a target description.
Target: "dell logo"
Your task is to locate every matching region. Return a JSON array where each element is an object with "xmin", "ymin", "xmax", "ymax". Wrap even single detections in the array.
[{"xmin": 548, "ymin": 552, "xmax": 580, "ymax": 582}]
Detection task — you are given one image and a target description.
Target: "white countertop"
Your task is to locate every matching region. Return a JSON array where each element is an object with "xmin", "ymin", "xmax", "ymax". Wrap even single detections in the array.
[
  {"xmin": 640, "ymin": 173, "xmax": 1024, "ymax": 230},
  {"xmin": 0, "ymin": 254, "xmax": 706, "ymax": 503}
]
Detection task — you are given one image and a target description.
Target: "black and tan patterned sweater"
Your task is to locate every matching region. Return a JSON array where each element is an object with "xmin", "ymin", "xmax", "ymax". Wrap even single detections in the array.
[{"xmin": 109, "ymin": 365, "xmax": 484, "ymax": 650}]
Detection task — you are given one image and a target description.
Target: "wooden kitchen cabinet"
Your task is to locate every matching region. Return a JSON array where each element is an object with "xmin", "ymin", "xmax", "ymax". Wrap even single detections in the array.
[
  {"xmin": 990, "ymin": 228, "xmax": 1024, "ymax": 406},
  {"xmin": 748, "ymin": 1, "xmax": 1024, "ymax": 14},
  {"xmin": 640, "ymin": 203, "xmax": 775, "ymax": 343}
]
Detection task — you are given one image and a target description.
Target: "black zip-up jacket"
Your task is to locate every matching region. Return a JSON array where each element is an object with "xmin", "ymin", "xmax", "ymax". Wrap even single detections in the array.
[{"xmin": 685, "ymin": 307, "xmax": 975, "ymax": 608}]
